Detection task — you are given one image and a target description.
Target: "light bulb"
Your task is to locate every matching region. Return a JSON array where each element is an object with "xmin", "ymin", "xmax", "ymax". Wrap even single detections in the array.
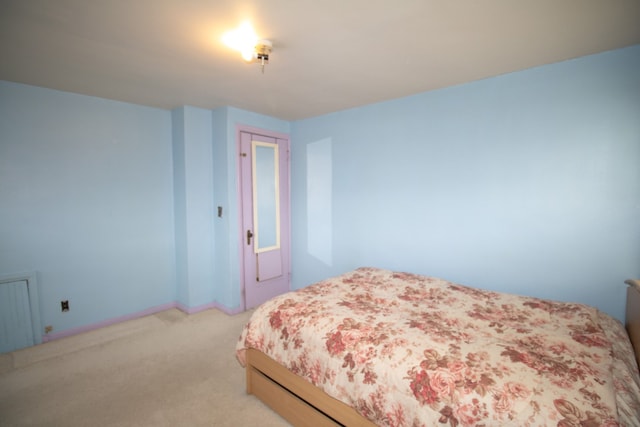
[
  {"xmin": 241, "ymin": 49, "xmax": 255, "ymax": 62},
  {"xmin": 222, "ymin": 21, "xmax": 258, "ymax": 59}
]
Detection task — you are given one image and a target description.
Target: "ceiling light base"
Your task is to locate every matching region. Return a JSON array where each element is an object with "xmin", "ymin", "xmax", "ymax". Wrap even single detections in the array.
[{"xmin": 254, "ymin": 39, "xmax": 272, "ymax": 73}]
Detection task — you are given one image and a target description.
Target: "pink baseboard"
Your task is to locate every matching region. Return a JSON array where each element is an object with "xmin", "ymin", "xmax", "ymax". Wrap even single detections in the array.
[
  {"xmin": 175, "ymin": 301, "xmax": 244, "ymax": 315},
  {"xmin": 41, "ymin": 301, "xmax": 243, "ymax": 342}
]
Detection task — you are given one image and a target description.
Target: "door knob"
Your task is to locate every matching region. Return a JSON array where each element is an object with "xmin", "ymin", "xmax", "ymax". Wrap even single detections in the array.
[{"xmin": 247, "ymin": 229, "xmax": 254, "ymax": 245}]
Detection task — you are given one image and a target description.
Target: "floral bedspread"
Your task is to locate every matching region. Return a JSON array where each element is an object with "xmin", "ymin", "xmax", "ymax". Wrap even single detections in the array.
[{"xmin": 236, "ymin": 267, "xmax": 640, "ymax": 426}]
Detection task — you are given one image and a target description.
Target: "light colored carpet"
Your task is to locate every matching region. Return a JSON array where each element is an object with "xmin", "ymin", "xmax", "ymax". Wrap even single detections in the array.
[{"xmin": 0, "ymin": 308, "xmax": 290, "ymax": 427}]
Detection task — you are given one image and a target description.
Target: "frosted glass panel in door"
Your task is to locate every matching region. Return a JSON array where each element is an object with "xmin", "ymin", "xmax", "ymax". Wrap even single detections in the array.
[{"xmin": 252, "ymin": 141, "xmax": 280, "ymax": 253}]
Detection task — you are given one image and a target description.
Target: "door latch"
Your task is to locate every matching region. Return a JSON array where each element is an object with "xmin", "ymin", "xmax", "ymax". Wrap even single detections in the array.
[{"xmin": 247, "ymin": 229, "xmax": 253, "ymax": 245}]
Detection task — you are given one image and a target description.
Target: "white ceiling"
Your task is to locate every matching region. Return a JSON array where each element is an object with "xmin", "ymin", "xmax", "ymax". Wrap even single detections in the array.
[{"xmin": 1, "ymin": 1, "xmax": 639, "ymax": 121}]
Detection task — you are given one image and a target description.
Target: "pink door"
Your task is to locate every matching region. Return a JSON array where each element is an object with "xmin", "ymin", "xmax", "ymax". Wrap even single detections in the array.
[{"xmin": 239, "ymin": 128, "xmax": 290, "ymax": 310}]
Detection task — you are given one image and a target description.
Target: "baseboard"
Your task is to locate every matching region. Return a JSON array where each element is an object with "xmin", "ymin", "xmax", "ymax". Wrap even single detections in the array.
[
  {"xmin": 42, "ymin": 300, "xmax": 244, "ymax": 342},
  {"xmin": 176, "ymin": 301, "xmax": 244, "ymax": 315},
  {"xmin": 42, "ymin": 302, "xmax": 177, "ymax": 342}
]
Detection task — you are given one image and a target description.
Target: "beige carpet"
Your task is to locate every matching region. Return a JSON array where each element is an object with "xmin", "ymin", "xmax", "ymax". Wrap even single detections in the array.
[{"xmin": 0, "ymin": 308, "xmax": 290, "ymax": 427}]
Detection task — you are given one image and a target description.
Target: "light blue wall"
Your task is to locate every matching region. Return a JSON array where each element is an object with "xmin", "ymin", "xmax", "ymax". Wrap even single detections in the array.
[
  {"xmin": 0, "ymin": 81, "xmax": 176, "ymax": 333},
  {"xmin": 172, "ymin": 106, "xmax": 215, "ymax": 309},
  {"xmin": 0, "ymin": 82, "xmax": 289, "ymax": 337},
  {"xmin": 290, "ymin": 45, "xmax": 640, "ymax": 321},
  {"xmin": 211, "ymin": 107, "xmax": 231, "ymax": 307},
  {"xmin": 1, "ymin": 45, "xmax": 637, "ymax": 337}
]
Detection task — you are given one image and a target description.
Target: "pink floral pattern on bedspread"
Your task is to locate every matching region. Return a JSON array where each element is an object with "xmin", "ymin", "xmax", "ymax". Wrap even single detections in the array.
[{"xmin": 236, "ymin": 267, "xmax": 640, "ymax": 426}]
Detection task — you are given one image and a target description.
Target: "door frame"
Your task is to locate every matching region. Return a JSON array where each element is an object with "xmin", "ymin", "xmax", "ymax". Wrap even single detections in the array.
[{"xmin": 236, "ymin": 125, "xmax": 291, "ymax": 311}]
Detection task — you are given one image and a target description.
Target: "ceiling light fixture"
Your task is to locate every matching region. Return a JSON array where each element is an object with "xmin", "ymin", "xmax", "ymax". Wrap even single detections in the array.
[
  {"xmin": 222, "ymin": 22, "xmax": 273, "ymax": 73},
  {"xmin": 253, "ymin": 39, "xmax": 272, "ymax": 73}
]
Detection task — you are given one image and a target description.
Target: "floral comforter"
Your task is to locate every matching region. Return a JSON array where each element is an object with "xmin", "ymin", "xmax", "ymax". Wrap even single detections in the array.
[{"xmin": 236, "ymin": 267, "xmax": 640, "ymax": 426}]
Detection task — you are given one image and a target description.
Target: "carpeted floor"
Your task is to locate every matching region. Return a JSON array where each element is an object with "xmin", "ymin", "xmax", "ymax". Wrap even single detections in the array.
[{"xmin": 0, "ymin": 308, "xmax": 290, "ymax": 426}]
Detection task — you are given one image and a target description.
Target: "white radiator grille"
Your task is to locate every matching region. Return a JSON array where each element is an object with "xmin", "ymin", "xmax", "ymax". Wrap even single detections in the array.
[{"xmin": 0, "ymin": 273, "xmax": 41, "ymax": 353}]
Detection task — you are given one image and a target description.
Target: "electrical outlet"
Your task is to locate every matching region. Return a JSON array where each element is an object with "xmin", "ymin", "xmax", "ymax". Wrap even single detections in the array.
[
  {"xmin": 61, "ymin": 300, "xmax": 69, "ymax": 312},
  {"xmin": 44, "ymin": 325, "xmax": 53, "ymax": 334}
]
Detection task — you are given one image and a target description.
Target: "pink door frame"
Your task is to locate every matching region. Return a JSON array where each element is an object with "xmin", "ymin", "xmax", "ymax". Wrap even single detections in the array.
[{"xmin": 236, "ymin": 124, "xmax": 291, "ymax": 310}]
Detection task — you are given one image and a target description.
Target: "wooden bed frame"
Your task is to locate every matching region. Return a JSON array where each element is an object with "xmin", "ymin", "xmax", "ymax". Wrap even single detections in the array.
[
  {"xmin": 245, "ymin": 349, "xmax": 376, "ymax": 427},
  {"xmin": 626, "ymin": 280, "xmax": 640, "ymax": 367},
  {"xmin": 246, "ymin": 283, "xmax": 640, "ymax": 427}
]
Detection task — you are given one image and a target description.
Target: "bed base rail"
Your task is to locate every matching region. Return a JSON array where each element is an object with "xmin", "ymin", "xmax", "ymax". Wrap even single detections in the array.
[
  {"xmin": 625, "ymin": 281, "xmax": 640, "ymax": 368},
  {"xmin": 246, "ymin": 349, "xmax": 376, "ymax": 427}
]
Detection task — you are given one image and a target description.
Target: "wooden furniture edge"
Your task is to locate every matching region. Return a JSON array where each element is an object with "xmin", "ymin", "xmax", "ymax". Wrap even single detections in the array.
[
  {"xmin": 246, "ymin": 348, "xmax": 377, "ymax": 427},
  {"xmin": 626, "ymin": 284, "xmax": 640, "ymax": 369}
]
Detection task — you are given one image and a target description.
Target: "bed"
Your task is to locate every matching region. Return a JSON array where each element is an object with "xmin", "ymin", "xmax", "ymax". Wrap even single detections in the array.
[{"xmin": 236, "ymin": 267, "xmax": 640, "ymax": 426}]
